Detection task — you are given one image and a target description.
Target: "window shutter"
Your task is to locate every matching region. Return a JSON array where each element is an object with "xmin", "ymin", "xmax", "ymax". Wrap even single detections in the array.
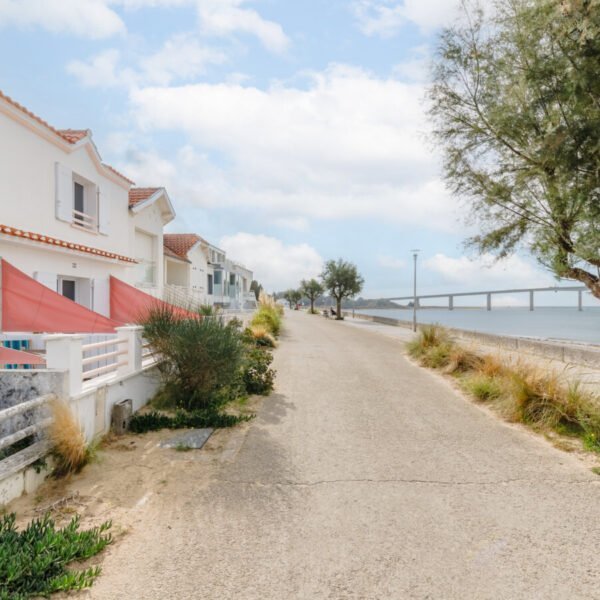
[
  {"xmin": 92, "ymin": 277, "xmax": 110, "ymax": 316},
  {"xmin": 98, "ymin": 187, "xmax": 110, "ymax": 235},
  {"xmin": 55, "ymin": 163, "xmax": 72, "ymax": 222},
  {"xmin": 34, "ymin": 272, "xmax": 58, "ymax": 292}
]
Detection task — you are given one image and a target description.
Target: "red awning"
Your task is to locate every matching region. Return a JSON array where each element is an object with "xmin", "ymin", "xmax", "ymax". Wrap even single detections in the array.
[
  {"xmin": 1, "ymin": 259, "xmax": 121, "ymax": 333},
  {"xmin": 0, "ymin": 345, "xmax": 45, "ymax": 365},
  {"xmin": 110, "ymin": 276, "xmax": 198, "ymax": 324}
]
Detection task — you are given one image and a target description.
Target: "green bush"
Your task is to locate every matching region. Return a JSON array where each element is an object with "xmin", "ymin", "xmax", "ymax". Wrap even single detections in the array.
[
  {"xmin": 129, "ymin": 409, "xmax": 252, "ymax": 434},
  {"xmin": 242, "ymin": 348, "xmax": 276, "ymax": 395},
  {"xmin": 143, "ymin": 306, "xmax": 245, "ymax": 411},
  {"xmin": 251, "ymin": 306, "xmax": 282, "ymax": 337},
  {"xmin": 0, "ymin": 513, "xmax": 111, "ymax": 600}
]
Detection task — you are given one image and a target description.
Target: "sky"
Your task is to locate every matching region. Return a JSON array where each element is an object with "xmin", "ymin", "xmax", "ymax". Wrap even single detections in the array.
[{"xmin": 0, "ymin": 0, "xmax": 597, "ymax": 308}]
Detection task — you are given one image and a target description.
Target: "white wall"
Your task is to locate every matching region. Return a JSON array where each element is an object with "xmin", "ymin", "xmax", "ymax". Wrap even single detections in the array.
[
  {"xmin": 188, "ymin": 244, "xmax": 209, "ymax": 296},
  {"xmin": 0, "ymin": 109, "xmax": 131, "ymax": 257}
]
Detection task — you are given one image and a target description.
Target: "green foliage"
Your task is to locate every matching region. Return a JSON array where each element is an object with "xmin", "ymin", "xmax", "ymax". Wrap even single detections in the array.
[
  {"xmin": 143, "ymin": 306, "xmax": 245, "ymax": 412},
  {"xmin": 462, "ymin": 373, "xmax": 504, "ymax": 403},
  {"xmin": 320, "ymin": 258, "xmax": 364, "ymax": 319},
  {"xmin": 282, "ymin": 288, "xmax": 303, "ymax": 309},
  {"xmin": 429, "ymin": 0, "xmax": 600, "ymax": 298},
  {"xmin": 0, "ymin": 513, "xmax": 111, "ymax": 600},
  {"xmin": 251, "ymin": 306, "xmax": 282, "ymax": 337},
  {"xmin": 242, "ymin": 348, "xmax": 276, "ymax": 395},
  {"xmin": 300, "ymin": 278, "xmax": 324, "ymax": 313},
  {"xmin": 198, "ymin": 304, "xmax": 219, "ymax": 316},
  {"xmin": 129, "ymin": 409, "xmax": 252, "ymax": 433},
  {"xmin": 249, "ymin": 280, "xmax": 263, "ymax": 301},
  {"xmin": 242, "ymin": 326, "xmax": 276, "ymax": 348}
]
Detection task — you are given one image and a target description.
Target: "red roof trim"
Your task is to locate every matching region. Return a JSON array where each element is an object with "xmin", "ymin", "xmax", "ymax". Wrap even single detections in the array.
[{"xmin": 0, "ymin": 224, "xmax": 137, "ymax": 264}]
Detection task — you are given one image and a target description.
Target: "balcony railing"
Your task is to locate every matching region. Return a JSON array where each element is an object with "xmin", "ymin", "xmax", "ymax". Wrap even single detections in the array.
[{"xmin": 72, "ymin": 209, "xmax": 97, "ymax": 232}]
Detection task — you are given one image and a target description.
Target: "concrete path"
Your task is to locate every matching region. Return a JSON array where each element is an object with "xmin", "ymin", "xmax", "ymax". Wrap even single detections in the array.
[{"xmin": 90, "ymin": 310, "xmax": 600, "ymax": 599}]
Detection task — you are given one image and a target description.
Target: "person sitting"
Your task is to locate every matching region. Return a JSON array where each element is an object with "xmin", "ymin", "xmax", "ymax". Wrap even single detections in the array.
[{"xmin": 330, "ymin": 307, "xmax": 337, "ymax": 317}]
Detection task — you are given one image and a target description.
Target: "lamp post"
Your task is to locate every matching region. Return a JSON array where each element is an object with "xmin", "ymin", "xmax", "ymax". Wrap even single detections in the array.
[{"xmin": 411, "ymin": 249, "xmax": 420, "ymax": 333}]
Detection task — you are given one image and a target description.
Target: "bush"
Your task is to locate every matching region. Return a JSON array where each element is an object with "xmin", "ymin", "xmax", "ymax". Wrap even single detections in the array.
[
  {"xmin": 143, "ymin": 306, "xmax": 245, "ymax": 411},
  {"xmin": 129, "ymin": 409, "xmax": 252, "ymax": 433},
  {"xmin": 242, "ymin": 348, "xmax": 276, "ymax": 395},
  {"xmin": 243, "ymin": 325, "xmax": 276, "ymax": 348},
  {"xmin": 0, "ymin": 513, "xmax": 111, "ymax": 599},
  {"xmin": 251, "ymin": 306, "xmax": 282, "ymax": 337},
  {"xmin": 462, "ymin": 373, "xmax": 504, "ymax": 402}
]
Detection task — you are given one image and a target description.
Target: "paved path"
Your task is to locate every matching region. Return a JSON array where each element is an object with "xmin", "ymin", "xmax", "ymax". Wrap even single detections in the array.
[{"xmin": 91, "ymin": 310, "xmax": 600, "ymax": 599}]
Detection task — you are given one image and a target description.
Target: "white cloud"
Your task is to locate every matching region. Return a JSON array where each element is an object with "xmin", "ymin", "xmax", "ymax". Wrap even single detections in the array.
[
  {"xmin": 128, "ymin": 64, "xmax": 459, "ymax": 230},
  {"xmin": 377, "ymin": 255, "xmax": 406, "ymax": 270},
  {"xmin": 219, "ymin": 233, "xmax": 323, "ymax": 291},
  {"xmin": 353, "ymin": 0, "xmax": 494, "ymax": 36},
  {"xmin": 196, "ymin": 0, "xmax": 290, "ymax": 53},
  {"xmin": 0, "ymin": 0, "xmax": 125, "ymax": 38},
  {"xmin": 423, "ymin": 253, "xmax": 555, "ymax": 290},
  {"xmin": 68, "ymin": 34, "xmax": 225, "ymax": 88}
]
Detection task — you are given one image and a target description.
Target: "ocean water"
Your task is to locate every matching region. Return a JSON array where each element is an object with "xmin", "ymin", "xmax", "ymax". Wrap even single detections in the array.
[{"xmin": 355, "ymin": 307, "xmax": 600, "ymax": 345}]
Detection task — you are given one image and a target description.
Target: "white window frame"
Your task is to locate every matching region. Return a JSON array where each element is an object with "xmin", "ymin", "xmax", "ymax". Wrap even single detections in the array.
[{"xmin": 72, "ymin": 173, "xmax": 98, "ymax": 233}]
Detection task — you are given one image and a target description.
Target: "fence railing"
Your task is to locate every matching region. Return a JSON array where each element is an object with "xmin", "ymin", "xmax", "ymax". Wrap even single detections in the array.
[
  {"xmin": 45, "ymin": 326, "xmax": 147, "ymax": 396},
  {"xmin": 0, "ymin": 393, "xmax": 54, "ymax": 481}
]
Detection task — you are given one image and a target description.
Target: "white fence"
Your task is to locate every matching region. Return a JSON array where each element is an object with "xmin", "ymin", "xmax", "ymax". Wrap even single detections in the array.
[{"xmin": 0, "ymin": 326, "xmax": 160, "ymax": 504}]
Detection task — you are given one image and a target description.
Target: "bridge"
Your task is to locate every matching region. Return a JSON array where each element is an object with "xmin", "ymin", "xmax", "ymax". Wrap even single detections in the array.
[{"xmin": 387, "ymin": 285, "xmax": 589, "ymax": 312}]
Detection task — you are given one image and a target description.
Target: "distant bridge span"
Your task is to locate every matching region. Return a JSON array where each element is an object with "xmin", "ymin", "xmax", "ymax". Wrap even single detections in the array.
[{"xmin": 386, "ymin": 285, "xmax": 589, "ymax": 311}]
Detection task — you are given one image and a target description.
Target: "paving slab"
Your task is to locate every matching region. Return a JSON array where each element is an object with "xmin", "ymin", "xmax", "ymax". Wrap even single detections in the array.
[{"xmin": 159, "ymin": 428, "xmax": 213, "ymax": 449}]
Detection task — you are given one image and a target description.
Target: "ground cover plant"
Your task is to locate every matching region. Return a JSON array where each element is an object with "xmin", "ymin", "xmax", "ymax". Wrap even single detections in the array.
[
  {"xmin": 242, "ymin": 347, "xmax": 276, "ymax": 396},
  {"xmin": 0, "ymin": 513, "xmax": 111, "ymax": 600},
  {"xmin": 408, "ymin": 326, "xmax": 600, "ymax": 453}
]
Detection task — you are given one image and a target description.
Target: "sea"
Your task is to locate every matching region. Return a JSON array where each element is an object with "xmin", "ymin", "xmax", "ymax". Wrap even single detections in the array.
[{"xmin": 355, "ymin": 307, "xmax": 600, "ymax": 345}]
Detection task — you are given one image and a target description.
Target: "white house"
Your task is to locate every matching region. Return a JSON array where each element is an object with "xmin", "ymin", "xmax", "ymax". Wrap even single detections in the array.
[
  {"xmin": 0, "ymin": 91, "xmax": 174, "ymax": 318},
  {"xmin": 163, "ymin": 234, "xmax": 254, "ymax": 308}
]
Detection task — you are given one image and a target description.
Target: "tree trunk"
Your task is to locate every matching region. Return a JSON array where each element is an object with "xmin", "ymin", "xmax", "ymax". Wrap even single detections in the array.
[
  {"xmin": 564, "ymin": 267, "xmax": 600, "ymax": 300},
  {"xmin": 336, "ymin": 298, "xmax": 342, "ymax": 320},
  {"xmin": 310, "ymin": 298, "xmax": 314, "ymax": 313}
]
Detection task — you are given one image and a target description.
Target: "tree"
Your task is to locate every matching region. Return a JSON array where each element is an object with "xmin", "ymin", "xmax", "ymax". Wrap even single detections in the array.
[
  {"xmin": 321, "ymin": 259, "xmax": 364, "ymax": 320},
  {"xmin": 283, "ymin": 288, "xmax": 302, "ymax": 309},
  {"xmin": 300, "ymin": 278, "xmax": 324, "ymax": 313},
  {"xmin": 429, "ymin": 0, "xmax": 600, "ymax": 298},
  {"xmin": 250, "ymin": 280, "xmax": 263, "ymax": 301}
]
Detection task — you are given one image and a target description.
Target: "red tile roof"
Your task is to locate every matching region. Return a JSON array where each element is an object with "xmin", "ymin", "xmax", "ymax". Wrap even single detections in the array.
[
  {"xmin": 163, "ymin": 233, "xmax": 205, "ymax": 259},
  {"xmin": 0, "ymin": 224, "xmax": 137, "ymax": 264},
  {"xmin": 57, "ymin": 129, "xmax": 89, "ymax": 143},
  {"xmin": 129, "ymin": 187, "xmax": 161, "ymax": 208},
  {"xmin": 0, "ymin": 90, "xmax": 134, "ymax": 185},
  {"xmin": 163, "ymin": 243, "xmax": 190, "ymax": 262}
]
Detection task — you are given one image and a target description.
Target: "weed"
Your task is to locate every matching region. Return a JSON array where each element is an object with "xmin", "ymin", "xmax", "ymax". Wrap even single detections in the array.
[
  {"xmin": 49, "ymin": 400, "xmax": 89, "ymax": 476},
  {"xmin": 0, "ymin": 513, "xmax": 111, "ymax": 599},
  {"xmin": 462, "ymin": 373, "xmax": 504, "ymax": 402},
  {"xmin": 591, "ymin": 467, "xmax": 600, "ymax": 476},
  {"xmin": 175, "ymin": 443, "xmax": 192, "ymax": 452}
]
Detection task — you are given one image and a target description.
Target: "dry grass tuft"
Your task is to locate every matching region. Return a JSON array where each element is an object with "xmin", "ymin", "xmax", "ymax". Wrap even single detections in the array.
[
  {"xmin": 49, "ymin": 400, "xmax": 88, "ymax": 476},
  {"xmin": 407, "ymin": 325, "xmax": 600, "ymax": 453},
  {"xmin": 248, "ymin": 324, "xmax": 277, "ymax": 348}
]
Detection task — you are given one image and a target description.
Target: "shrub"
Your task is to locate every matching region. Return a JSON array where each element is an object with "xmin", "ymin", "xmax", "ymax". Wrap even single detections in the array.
[
  {"xmin": 242, "ymin": 348, "xmax": 276, "ymax": 395},
  {"xmin": 129, "ymin": 409, "xmax": 252, "ymax": 433},
  {"xmin": 243, "ymin": 325, "xmax": 276, "ymax": 348},
  {"xmin": 143, "ymin": 306, "xmax": 245, "ymax": 412},
  {"xmin": 49, "ymin": 400, "xmax": 90, "ymax": 476},
  {"xmin": 0, "ymin": 513, "xmax": 111, "ymax": 599},
  {"xmin": 251, "ymin": 306, "xmax": 282, "ymax": 337}
]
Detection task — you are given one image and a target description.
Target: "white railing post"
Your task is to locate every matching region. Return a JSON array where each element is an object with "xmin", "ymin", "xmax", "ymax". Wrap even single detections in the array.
[
  {"xmin": 115, "ymin": 326, "xmax": 143, "ymax": 376},
  {"xmin": 44, "ymin": 335, "xmax": 83, "ymax": 396}
]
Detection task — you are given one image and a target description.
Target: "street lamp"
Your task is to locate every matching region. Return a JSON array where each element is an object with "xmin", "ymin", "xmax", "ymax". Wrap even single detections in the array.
[{"xmin": 411, "ymin": 249, "xmax": 420, "ymax": 332}]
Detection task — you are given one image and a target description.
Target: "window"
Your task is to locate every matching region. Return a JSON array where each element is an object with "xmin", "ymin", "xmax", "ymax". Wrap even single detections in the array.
[
  {"xmin": 214, "ymin": 270, "xmax": 222, "ymax": 285},
  {"xmin": 72, "ymin": 176, "xmax": 97, "ymax": 232},
  {"xmin": 207, "ymin": 274, "xmax": 213, "ymax": 295},
  {"xmin": 135, "ymin": 230, "xmax": 156, "ymax": 286}
]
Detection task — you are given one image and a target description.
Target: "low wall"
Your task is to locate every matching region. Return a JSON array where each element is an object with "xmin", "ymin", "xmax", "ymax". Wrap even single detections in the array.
[{"xmin": 346, "ymin": 312, "xmax": 600, "ymax": 369}]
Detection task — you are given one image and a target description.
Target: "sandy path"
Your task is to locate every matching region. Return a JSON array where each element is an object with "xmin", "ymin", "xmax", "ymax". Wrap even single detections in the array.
[{"xmin": 14, "ymin": 310, "xmax": 600, "ymax": 599}]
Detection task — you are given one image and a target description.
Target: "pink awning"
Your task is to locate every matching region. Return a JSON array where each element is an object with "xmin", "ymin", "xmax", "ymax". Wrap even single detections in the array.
[
  {"xmin": 0, "ymin": 345, "xmax": 45, "ymax": 365},
  {"xmin": 1, "ymin": 259, "xmax": 121, "ymax": 333},
  {"xmin": 110, "ymin": 276, "xmax": 198, "ymax": 324}
]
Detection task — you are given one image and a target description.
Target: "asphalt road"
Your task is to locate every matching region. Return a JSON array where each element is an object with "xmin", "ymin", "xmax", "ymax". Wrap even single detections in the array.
[{"xmin": 90, "ymin": 310, "xmax": 600, "ymax": 599}]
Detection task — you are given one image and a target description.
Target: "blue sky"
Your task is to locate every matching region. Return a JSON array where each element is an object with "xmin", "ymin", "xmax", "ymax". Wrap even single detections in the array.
[{"xmin": 0, "ymin": 0, "xmax": 597, "ymax": 307}]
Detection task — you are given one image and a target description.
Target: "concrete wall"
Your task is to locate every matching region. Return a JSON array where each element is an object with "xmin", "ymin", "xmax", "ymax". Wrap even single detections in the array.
[{"xmin": 347, "ymin": 313, "xmax": 600, "ymax": 369}]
